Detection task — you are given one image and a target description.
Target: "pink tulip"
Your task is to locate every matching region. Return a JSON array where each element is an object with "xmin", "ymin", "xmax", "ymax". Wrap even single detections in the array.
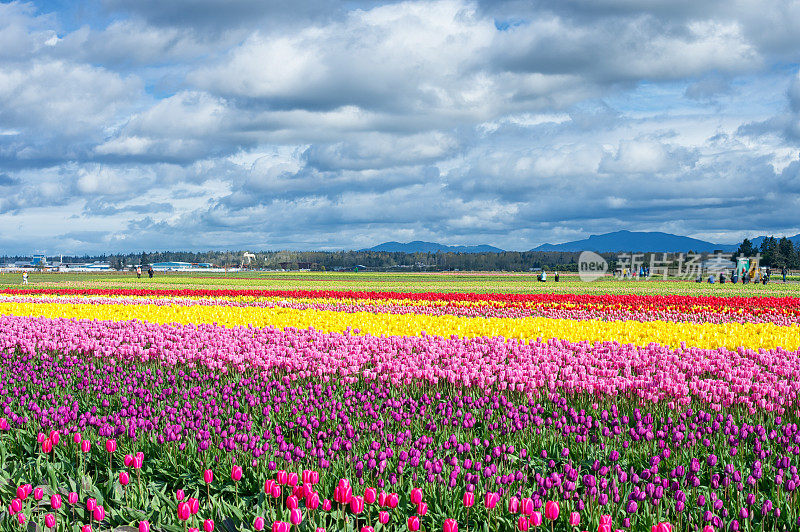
[
  {"xmin": 388, "ymin": 493, "xmax": 399, "ymax": 508},
  {"xmin": 290, "ymin": 509, "xmax": 302, "ymax": 525},
  {"xmin": 86, "ymin": 499, "xmax": 97, "ymax": 512},
  {"xmin": 379, "ymin": 511, "xmax": 390, "ymax": 524},
  {"xmin": 254, "ymin": 517, "xmax": 265, "ymax": 531},
  {"xmin": 544, "ymin": 501, "xmax": 559, "ymax": 521},
  {"xmin": 410, "ymin": 488, "xmax": 423, "ymax": 505},
  {"xmin": 271, "ymin": 485, "xmax": 282, "ymax": 499},
  {"xmin": 231, "ymin": 465, "xmax": 243, "ymax": 481},
  {"xmin": 286, "ymin": 496, "xmax": 299, "ymax": 510},
  {"xmin": 264, "ymin": 479, "xmax": 276, "ymax": 494},
  {"xmin": 139, "ymin": 521, "xmax": 150, "ymax": 532},
  {"xmin": 134, "ymin": 452, "xmax": 144, "ymax": 469},
  {"xmin": 378, "ymin": 490, "xmax": 388, "ymax": 507},
  {"xmin": 418, "ymin": 502, "xmax": 428, "ymax": 516},
  {"xmin": 93, "ymin": 506, "xmax": 105, "ymax": 522},
  {"xmin": 655, "ymin": 524, "xmax": 672, "ymax": 532},
  {"xmin": 81, "ymin": 440, "xmax": 91, "ymax": 453},
  {"xmin": 364, "ymin": 487, "xmax": 377, "ymax": 504},
  {"xmin": 599, "ymin": 516, "xmax": 612, "ymax": 526},
  {"xmin": 569, "ymin": 512, "xmax": 580, "ymax": 526},
  {"xmin": 484, "ymin": 492, "xmax": 499, "ymax": 509},
  {"xmin": 518, "ymin": 515, "xmax": 530, "ymax": 531},
  {"xmin": 361, "ymin": 528, "xmax": 374, "ymax": 532},
  {"xmin": 463, "ymin": 492, "xmax": 475, "ymax": 507},
  {"xmin": 51, "ymin": 494, "xmax": 62, "ymax": 510},
  {"xmin": 81, "ymin": 526, "xmax": 91, "ymax": 532},
  {"xmin": 105, "ymin": 439, "xmax": 116, "ymax": 453},
  {"xmin": 34, "ymin": 488, "xmax": 44, "ymax": 501},
  {"xmin": 49, "ymin": 431, "xmax": 59, "ymax": 446},
  {"xmin": 10, "ymin": 499, "xmax": 22, "ymax": 514},
  {"xmin": 73, "ymin": 433, "xmax": 81, "ymax": 444},
  {"xmin": 520, "ymin": 497, "xmax": 533, "ymax": 516},
  {"xmin": 509, "ymin": 496, "xmax": 520, "ymax": 514},
  {"xmin": 41, "ymin": 438, "xmax": 53, "ymax": 453},
  {"xmin": 322, "ymin": 499, "xmax": 332, "ymax": 511},
  {"xmin": 177, "ymin": 502, "xmax": 190, "ymax": 521},
  {"xmin": 408, "ymin": 516, "xmax": 420, "ymax": 531},
  {"xmin": 176, "ymin": 489, "xmax": 185, "ymax": 501},
  {"xmin": 306, "ymin": 493, "xmax": 320, "ymax": 510},
  {"xmin": 124, "ymin": 454, "xmax": 134, "ymax": 467},
  {"xmin": 287, "ymin": 473, "xmax": 298, "ymax": 487},
  {"xmin": 18, "ymin": 514, "xmax": 26, "ymax": 525},
  {"xmin": 277, "ymin": 470, "xmax": 288, "ymax": 484},
  {"xmin": 443, "ymin": 518, "xmax": 458, "ymax": 532},
  {"xmin": 204, "ymin": 519, "xmax": 215, "ymax": 532},
  {"xmin": 68, "ymin": 492, "xmax": 78, "ymax": 505},
  {"xmin": 120, "ymin": 471, "xmax": 130, "ymax": 486},
  {"xmin": 702, "ymin": 527, "xmax": 714, "ymax": 532},
  {"xmin": 16, "ymin": 486, "xmax": 26, "ymax": 501},
  {"xmin": 530, "ymin": 511, "xmax": 543, "ymax": 527},
  {"xmin": 189, "ymin": 498, "xmax": 200, "ymax": 515},
  {"xmin": 350, "ymin": 495, "xmax": 365, "ymax": 514},
  {"xmin": 271, "ymin": 523, "xmax": 289, "ymax": 532}
]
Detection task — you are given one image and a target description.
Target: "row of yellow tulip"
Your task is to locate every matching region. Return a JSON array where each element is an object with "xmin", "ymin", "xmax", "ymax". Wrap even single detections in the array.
[{"xmin": 1, "ymin": 300, "xmax": 796, "ymax": 351}]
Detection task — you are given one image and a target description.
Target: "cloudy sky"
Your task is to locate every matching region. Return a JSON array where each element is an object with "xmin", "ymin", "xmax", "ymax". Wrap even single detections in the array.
[{"xmin": 1, "ymin": 0, "xmax": 799, "ymax": 254}]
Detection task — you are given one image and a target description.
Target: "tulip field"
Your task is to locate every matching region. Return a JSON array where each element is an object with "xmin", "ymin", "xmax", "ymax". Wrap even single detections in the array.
[{"xmin": 1, "ymin": 277, "xmax": 799, "ymax": 532}]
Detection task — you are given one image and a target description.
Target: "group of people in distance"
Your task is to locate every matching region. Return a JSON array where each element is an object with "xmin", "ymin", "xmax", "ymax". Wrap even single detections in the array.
[
  {"xmin": 697, "ymin": 266, "xmax": 789, "ymax": 285},
  {"xmin": 537, "ymin": 270, "xmax": 559, "ymax": 282}
]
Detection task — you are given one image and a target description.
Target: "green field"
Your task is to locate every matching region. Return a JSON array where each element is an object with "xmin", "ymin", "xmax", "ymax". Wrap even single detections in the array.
[{"xmin": 1, "ymin": 270, "xmax": 798, "ymax": 296}]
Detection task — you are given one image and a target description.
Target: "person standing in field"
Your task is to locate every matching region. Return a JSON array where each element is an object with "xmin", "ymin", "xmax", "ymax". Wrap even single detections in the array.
[
  {"xmin": 148, "ymin": 266, "xmax": 154, "ymax": 278},
  {"xmin": 136, "ymin": 266, "xmax": 141, "ymax": 278},
  {"xmin": 783, "ymin": 266, "xmax": 788, "ymax": 283},
  {"xmin": 22, "ymin": 271, "xmax": 28, "ymax": 285}
]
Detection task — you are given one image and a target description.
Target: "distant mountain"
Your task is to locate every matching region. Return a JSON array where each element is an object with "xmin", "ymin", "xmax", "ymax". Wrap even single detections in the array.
[
  {"xmin": 363, "ymin": 241, "xmax": 505, "ymax": 253},
  {"xmin": 531, "ymin": 231, "xmax": 740, "ymax": 253}
]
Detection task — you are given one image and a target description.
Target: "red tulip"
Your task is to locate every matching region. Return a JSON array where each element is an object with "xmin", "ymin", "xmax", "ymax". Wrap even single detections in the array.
[
  {"xmin": 203, "ymin": 519, "xmax": 214, "ymax": 532},
  {"xmin": 204, "ymin": 469, "xmax": 214, "ymax": 484},
  {"xmin": 277, "ymin": 470, "xmax": 288, "ymax": 485},
  {"xmin": 530, "ymin": 511, "xmax": 543, "ymax": 526},
  {"xmin": 119, "ymin": 471, "xmax": 130, "ymax": 486},
  {"xmin": 49, "ymin": 431, "xmax": 59, "ymax": 446},
  {"xmin": 443, "ymin": 518, "xmax": 458, "ymax": 532},
  {"xmin": 379, "ymin": 511, "xmax": 389, "ymax": 524},
  {"xmin": 417, "ymin": 502, "xmax": 428, "ymax": 516},
  {"xmin": 42, "ymin": 438, "xmax": 53, "ymax": 453},
  {"xmin": 408, "ymin": 516, "xmax": 420, "ymax": 531},
  {"xmin": 189, "ymin": 498, "xmax": 200, "ymax": 515},
  {"xmin": 253, "ymin": 516, "xmax": 265, "ymax": 531},
  {"xmin": 518, "ymin": 516, "xmax": 530, "ymax": 531},
  {"xmin": 124, "ymin": 454, "xmax": 134, "ymax": 467},
  {"xmin": 231, "ymin": 465, "xmax": 243, "ymax": 481},
  {"xmin": 364, "ymin": 487, "xmax": 377, "ymax": 504},
  {"xmin": 105, "ymin": 439, "xmax": 116, "ymax": 453},
  {"xmin": 410, "ymin": 488, "xmax": 423, "ymax": 505}
]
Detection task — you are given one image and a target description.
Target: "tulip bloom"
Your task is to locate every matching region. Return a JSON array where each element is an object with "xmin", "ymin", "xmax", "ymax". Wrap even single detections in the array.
[
  {"xmin": 51, "ymin": 494, "xmax": 62, "ymax": 510},
  {"xmin": 379, "ymin": 511, "xmax": 390, "ymax": 524},
  {"xmin": 204, "ymin": 519, "xmax": 215, "ymax": 532},
  {"xmin": 418, "ymin": 502, "xmax": 428, "ymax": 516},
  {"xmin": 271, "ymin": 523, "xmax": 289, "ymax": 532},
  {"xmin": 277, "ymin": 470, "xmax": 288, "ymax": 484},
  {"xmin": 544, "ymin": 501, "xmax": 559, "ymax": 521},
  {"xmin": 286, "ymin": 496, "xmax": 299, "ymax": 510},
  {"xmin": 265, "ymin": 479, "xmax": 276, "ymax": 494},
  {"xmin": 322, "ymin": 499, "xmax": 332, "ymax": 512},
  {"xmin": 350, "ymin": 496, "xmax": 365, "ymax": 514},
  {"xmin": 388, "ymin": 493, "xmax": 399, "ymax": 509},
  {"xmin": 484, "ymin": 492, "xmax": 499, "ymax": 509},
  {"xmin": 120, "ymin": 472, "xmax": 130, "ymax": 486},
  {"xmin": 49, "ymin": 431, "xmax": 59, "ymax": 446},
  {"xmin": 254, "ymin": 517, "xmax": 265, "ymax": 531},
  {"xmin": 530, "ymin": 511, "xmax": 543, "ymax": 527},
  {"xmin": 290, "ymin": 509, "xmax": 302, "ymax": 525},
  {"xmin": 287, "ymin": 473, "xmax": 298, "ymax": 487},
  {"xmin": 408, "ymin": 516, "xmax": 420, "ymax": 531},
  {"xmin": 10, "ymin": 499, "xmax": 22, "ymax": 514},
  {"xmin": 365, "ymin": 487, "xmax": 377, "ymax": 504},
  {"xmin": 176, "ymin": 489, "xmax": 185, "ymax": 501},
  {"xmin": 521, "ymin": 498, "xmax": 533, "ymax": 516},
  {"xmin": 202, "ymin": 469, "xmax": 213, "ymax": 484},
  {"xmin": 231, "ymin": 465, "xmax": 243, "ymax": 481},
  {"xmin": 81, "ymin": 440, "xmax": 91, "ymax": 453},
  {"xmin": 73, "ymin": 433, "xmax": 81, "ymax": 444},
  {"xmin": 189, "ymin": 498, "xmax": 200, "ymax": 515},
  {"xmin": 68, "ymin": 492, "xmax": 78, "ymax": 505},
  {"xmin": 34, "ymin": 488, "xmax": 44, "ymax": 501},
  {"xmin": 86, "ymin": 499, "xmax": 97, "ymax": 512},
  {"xmin": 569, "ymin": 512, "xmax": 580, "ymax": 526},
  {"xmin": 93, "ymin": 506, "xmax": 105, "ymax": 522},
  {"xmin": 81, "ymin": 526, "xmax": 91, "ymax": 532},
  {"xmin": 410, "ymin": 488, "xmax": 423, "ymax": 505},
  {"xmin": 443, "ymin": 519, "xmax": 458, "ymax": 532},
  {"xmin": 518, "ymin": 516, "xmax": 530, "ymax": 531},
  {"xmin": 139, "ymin": 521, "xmax": 150, "ymax": 532},
  {"xmin": 177, "ymin": 502, "xmax": 190, "ymax": 521},
  {"xmin": 18, "ymin": 514, "xmax": 26, "ymax": 526},
  {"xmin": 463, "ymin": 492, "xmax": 475, "ymax": 507},
  {"xmin": 105, "ymin": 439, "xmax": 117, "ymax": 453},
  {"xmin": 124, "ymin": 454, "xmax": 134, "ymax": 467}
]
